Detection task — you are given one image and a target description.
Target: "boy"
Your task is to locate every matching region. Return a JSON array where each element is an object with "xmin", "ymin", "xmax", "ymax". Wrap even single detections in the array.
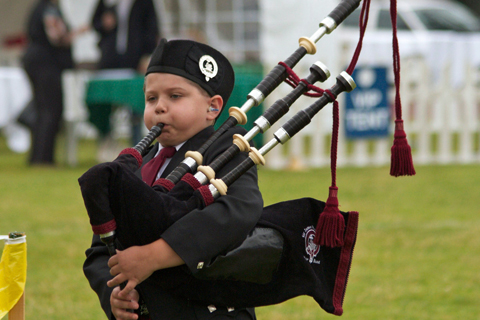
[{"xmin": 82, "ymin": 39, "xmax": 263, "ymax": 320}]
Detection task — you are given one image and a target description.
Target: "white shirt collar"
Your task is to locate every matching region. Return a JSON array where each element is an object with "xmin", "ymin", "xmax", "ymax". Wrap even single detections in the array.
[{"xmin": 153, "ymin": 141, "xmax": 186, "ymax": 180}]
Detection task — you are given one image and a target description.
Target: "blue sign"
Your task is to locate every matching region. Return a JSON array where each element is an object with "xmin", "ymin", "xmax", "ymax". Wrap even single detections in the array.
[{"xmin": 344, "ymin": 66, "xmax": 391, "ymax": 139}]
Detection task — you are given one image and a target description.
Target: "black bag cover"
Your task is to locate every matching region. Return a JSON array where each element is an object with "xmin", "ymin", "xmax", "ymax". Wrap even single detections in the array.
[
  {"xmin": 80, "ymin": 159, "xmax": 358, "ymax": 315},
  {"xmin": 153, "ymin": 198, "xmax": 358, "ymax": 316}
]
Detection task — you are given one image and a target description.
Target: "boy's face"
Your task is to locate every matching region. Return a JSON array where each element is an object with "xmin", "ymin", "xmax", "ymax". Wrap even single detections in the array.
[{"xmin": 144, "ymin": 73, "xmax": 222, "ymax": 147}]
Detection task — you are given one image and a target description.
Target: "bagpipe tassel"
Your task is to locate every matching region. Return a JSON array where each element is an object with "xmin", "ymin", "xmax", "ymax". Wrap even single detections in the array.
[
  {"xmin": 314, "ymin": 186, "xmax": 345, "ymax": 248},
  {"xmin": 388, "ymin": 0, "xmax": 415, "ymax": 177},
  {"xmin": 390, "ymin": 120, "xmax": 415, "ymax": 177}
]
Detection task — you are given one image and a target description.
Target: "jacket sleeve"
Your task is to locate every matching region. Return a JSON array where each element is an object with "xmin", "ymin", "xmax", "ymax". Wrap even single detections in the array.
[
  {"xmin": 161, "ymin": 127, "xmax": 264, "ymax": 273},
  {"xmin": 83, "ymin": 234, "xmax": 115, "ymax": 320}
]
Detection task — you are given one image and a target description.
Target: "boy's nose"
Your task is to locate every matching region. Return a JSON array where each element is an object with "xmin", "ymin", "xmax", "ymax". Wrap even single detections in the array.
[{"xmin": 155, "ymin": 100, "xmax": 167, "ymax": 114}]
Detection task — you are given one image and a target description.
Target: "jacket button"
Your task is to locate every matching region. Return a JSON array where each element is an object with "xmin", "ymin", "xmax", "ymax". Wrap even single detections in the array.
[{"xmin": 208, "ymin": 305, "xmax": 216, "ymax": 313}]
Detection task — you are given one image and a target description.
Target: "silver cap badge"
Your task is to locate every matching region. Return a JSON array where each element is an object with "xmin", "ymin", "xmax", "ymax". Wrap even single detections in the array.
[{"xmin": 199, "ymin": 55, "xmax": 218, "ymax": 82}]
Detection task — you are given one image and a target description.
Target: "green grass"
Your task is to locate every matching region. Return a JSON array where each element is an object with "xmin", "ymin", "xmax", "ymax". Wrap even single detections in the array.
[{"xmin": 1, "ymin": 135, "xmax": 480, "ymax": 319}]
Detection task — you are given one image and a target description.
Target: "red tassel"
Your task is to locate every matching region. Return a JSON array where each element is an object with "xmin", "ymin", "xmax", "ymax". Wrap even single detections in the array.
[
  {"xmin": 314, "ymin": 187, "xmax": 345, "ymax": 247},
  {"xmin": 390, "ymin": 120, "xmax": 416, "ymax": 177},
  {"xmin": 388, "ymin": 0, "xmax": 415, "ymax": 178}
]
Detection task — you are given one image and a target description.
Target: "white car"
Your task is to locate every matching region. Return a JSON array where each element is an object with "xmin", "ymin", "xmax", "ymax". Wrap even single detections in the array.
[
  {"xmin": 340, "ymin": 0, "xmax": 480, "ymax": 33},
  {"xmin": 336, "ymin": 0, "xmax": 480, "ymax": 86}
]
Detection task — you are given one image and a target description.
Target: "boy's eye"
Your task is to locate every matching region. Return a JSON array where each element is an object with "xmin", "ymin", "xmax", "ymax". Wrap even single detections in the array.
[{"xmin": 171, "ymin": 93, "xmax": 182, "ymax": 99}]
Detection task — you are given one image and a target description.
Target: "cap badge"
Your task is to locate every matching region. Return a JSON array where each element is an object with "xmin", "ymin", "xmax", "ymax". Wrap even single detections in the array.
[{"xmin": 199, "ymin": 55, "xmax": 218, "ymax": 82}]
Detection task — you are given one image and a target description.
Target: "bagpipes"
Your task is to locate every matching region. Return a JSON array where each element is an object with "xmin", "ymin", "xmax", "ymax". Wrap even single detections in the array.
[{"xmin": 79, "ymin": 0, "xmax": 415, "ymax": 316}]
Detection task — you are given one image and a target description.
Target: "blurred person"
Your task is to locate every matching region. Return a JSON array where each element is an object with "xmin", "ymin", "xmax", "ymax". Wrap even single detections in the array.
[
  {"xmin": 90, "ymin": 0, "xmax": 160, "ymax": 161},
  {"xmin": 22, "ymin": 0, "xmax": 87, "ymax": 166}
]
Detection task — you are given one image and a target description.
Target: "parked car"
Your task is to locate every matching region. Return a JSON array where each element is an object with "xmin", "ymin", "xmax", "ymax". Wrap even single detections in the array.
[
  {"xmin": 340, "ymin": 0, "xmax": 480, "ymax": 33},
  {"xmin": 335, "ymin": 0, "xmax": 480, "ymax": 86}
]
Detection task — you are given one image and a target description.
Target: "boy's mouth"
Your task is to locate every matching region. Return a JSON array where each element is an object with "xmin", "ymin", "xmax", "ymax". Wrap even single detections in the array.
[{"xmin": 159, "ymin": 123, "xmax": 172, "ymax": 133}]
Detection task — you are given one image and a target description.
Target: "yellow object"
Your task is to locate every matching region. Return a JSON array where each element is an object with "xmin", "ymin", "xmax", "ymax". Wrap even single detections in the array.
[{"xmin": 0, "ymin": 234, "xmax": 27, "ymax": 319}]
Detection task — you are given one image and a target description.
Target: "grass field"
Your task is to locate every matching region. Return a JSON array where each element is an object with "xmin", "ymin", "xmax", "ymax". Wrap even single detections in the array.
[{"xmin": 1, "ymin": 135, "xmax": 480, "ymax": 320}]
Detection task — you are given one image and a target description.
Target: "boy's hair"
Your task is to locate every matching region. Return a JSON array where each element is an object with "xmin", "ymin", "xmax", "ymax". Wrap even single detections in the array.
[{"xmin": 146, "ymin": 38, "xmax": 235, "ymax": 109}]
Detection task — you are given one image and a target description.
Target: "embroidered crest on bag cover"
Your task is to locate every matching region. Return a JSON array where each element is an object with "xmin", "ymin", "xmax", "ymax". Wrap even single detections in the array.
[{"xmin": 303, "ymin": 226, "xmax": 321, "ymax": 264}]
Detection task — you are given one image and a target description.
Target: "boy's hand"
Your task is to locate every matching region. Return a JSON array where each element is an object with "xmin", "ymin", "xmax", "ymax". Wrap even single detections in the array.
[
  {"xmin": 110, "ymin": 286, "xmax": 139, "ymax": 320},
  {"xmin": 106, "ymin": 239, "xmax": 185, "ymax": 296},
  {"xmin": 107, "ymin": 246, "xmax": 155, "ymax": 295}
]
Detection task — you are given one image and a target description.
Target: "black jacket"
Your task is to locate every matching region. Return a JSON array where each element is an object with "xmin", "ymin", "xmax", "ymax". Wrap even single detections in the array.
[
  {"xmin": 92, "ymin": 0, "xmax": 159, "ymax": 69},
  {"xmin": 83, "ymin": 126, "xmax": 263, "ymax": 319},
  {"xmin": 22, "ymin": 0, "xmax": 73, "ymax": 70}
]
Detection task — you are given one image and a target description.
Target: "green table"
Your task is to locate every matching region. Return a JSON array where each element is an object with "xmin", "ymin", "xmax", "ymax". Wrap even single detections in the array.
[
  {"xmin": 84, "ymin": 65, "xmax": 265, "ymax": 146},
  {"xmin": 85, "ymin": 75, "xmax": 145, "ymax": 113},
  {"xmin": 85, "ymin": 74, "xmax": 144, "ymax": 141}
]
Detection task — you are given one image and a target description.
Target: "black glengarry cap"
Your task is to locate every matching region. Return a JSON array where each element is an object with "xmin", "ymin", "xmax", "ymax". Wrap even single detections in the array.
[{"xmin": 146, "ymin": 38, "xmax": 235, "ymax": 107}]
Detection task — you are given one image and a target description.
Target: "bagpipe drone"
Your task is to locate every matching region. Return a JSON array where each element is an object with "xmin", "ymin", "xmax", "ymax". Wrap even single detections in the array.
[{"xmin": 79, "ymin": 0, "xmax": 415, "ymax": 316}]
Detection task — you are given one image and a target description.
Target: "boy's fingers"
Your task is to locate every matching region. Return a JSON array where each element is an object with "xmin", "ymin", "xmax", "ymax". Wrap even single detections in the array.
[
  {"xmin": 109, "ymin": 264, "xmax": 120, "ymax": 276},
  {"xmin": 117, "ymin": 310, "xmax": 139, "ymax": 320},
  {"xmin": 114, "ymin": 306, "xmax": 139, "ymax": 320},
  {"xmin": 107, "ymin": 274, "xmax": 126, "ymax": 288},
  {"xmin": 107, "ymin": 254, "xmax": 118, "ymax": 268},
  {"xmin": 119, "ymin": 280, "xmax": 138, "ymax": 298},
  {"xmin": 120, "ymin": 300, "xmax": 139, "ymax": 311},
  {"xmin": 112, "ymin": 295, "xmax": 138, "ymax": 309}
]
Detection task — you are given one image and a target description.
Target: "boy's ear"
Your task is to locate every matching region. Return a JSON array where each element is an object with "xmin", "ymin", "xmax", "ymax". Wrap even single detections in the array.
[{"xmin": 206, "ymin": 95, "xmax": 224, "ymax": 121}]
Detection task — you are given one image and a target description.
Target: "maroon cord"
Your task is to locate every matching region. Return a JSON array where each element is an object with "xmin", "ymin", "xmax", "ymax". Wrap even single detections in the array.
[
  {"xmin": 314, "ymin": 0, "xmax": 371, "ymax": 247},
  {"xmin": 346, "ymin": 0, "xmax": 371, "ymax": 75},
  {"xmin": 313, "ymin": 100, "xmax": 345, "ymax": 247},
  {"xmin": 390, "ymin": 0, "xmax": 402, "ymax": 120},
  {"xmin": 389, "ymin": 0, "xmax": 415, "ymax": 176},
  {"xmin": 278, "ymin": 61, "xmax": 324, "ymax": 97}
]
